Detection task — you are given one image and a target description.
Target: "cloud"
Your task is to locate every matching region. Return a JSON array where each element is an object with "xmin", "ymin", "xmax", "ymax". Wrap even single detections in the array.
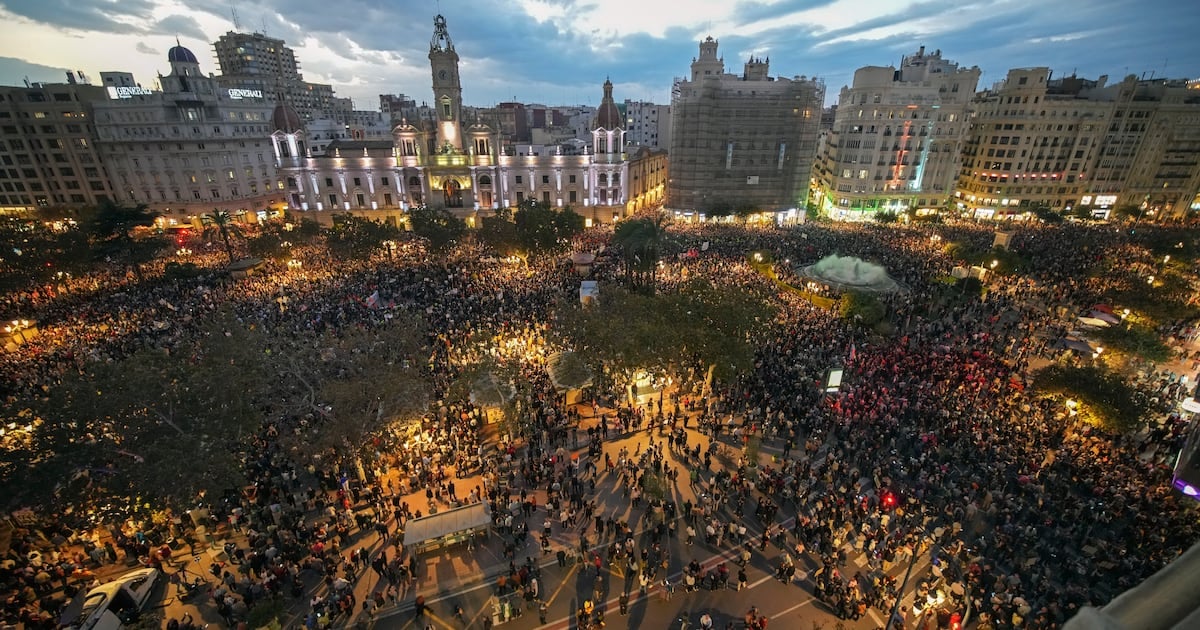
[
  {"xmin": 134, "ymin": 42, "xmax": 158, "ymax": 55},
  {"xmin": 2, "ymin": 0, "xmax": 159, "ymax": 33},
  {"xmin": 154, "ymin": 14, "xmax": 208, "ymax": 41},
  {"xmin": 0, "ymin": 55, "xmax": 73, "ymax": 86}
]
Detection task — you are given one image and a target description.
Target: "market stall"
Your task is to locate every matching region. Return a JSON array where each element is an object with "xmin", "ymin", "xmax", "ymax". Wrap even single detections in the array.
[{"xmin": 401, "ymin": 502, "xmax": 491, "ymax": 555}]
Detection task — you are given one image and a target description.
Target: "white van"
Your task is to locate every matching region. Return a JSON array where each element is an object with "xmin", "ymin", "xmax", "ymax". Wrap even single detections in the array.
[{"xmin": 59, "ymin": 567, "xmax": 161, "ymax": 630}]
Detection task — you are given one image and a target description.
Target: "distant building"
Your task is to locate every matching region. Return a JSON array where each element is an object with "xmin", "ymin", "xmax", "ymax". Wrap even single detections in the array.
[
  {"xmin": 211, "ymin": 31, "xmax": 351, "ymax": 123},
  {"xmin": 668, "ymin": 36, "xmax": 824, "ymax": 222},
  {"xmin": 813, "ymin": 47, "xmax": 980, "ymax": 219},
  {"xmin": 0, "ymin": 81, "xmax": 115, "ymax": 214},
  {"xmin": 275, "ymin": 15, "xmax": 662, "ymax": 226},
  {"xmin": 379, "ymin": 93, "xmax": 418, "ymax": 123},
  {"xmin": 92, "ymin": 43, "xmax": 284, "ymax": 222},
  {"xmin": 623, "ymin": 99, "xmax": 671, "ymax": 150}
]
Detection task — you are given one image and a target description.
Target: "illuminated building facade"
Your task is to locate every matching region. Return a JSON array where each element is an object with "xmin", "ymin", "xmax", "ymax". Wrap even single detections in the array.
[
  {"xmin": 92, "ymin": 43, "xmax": 285, "ymax": 222},
  {"xmin": 813, "ymin": 47, "xmax": 979, "ymax": 219},
  {"xmin": 275, "ymin": 15, "xmax": 660, "ymax": 226}
]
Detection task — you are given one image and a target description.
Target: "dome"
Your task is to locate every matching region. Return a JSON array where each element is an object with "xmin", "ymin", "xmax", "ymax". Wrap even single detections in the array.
[
  {"xmin": 593, "ymin": 78, "xmax": 622, "ymax": 130},
  {"xmin": 167, "ymin": 45, "xmax": 199, "ymax": 64},
  {"xmin": 271, "ymin": 103, "xmax": 304, "ymax": 133}
]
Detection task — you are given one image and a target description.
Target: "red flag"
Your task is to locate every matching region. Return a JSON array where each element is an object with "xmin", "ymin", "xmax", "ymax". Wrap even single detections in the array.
[{"xmin": 848, "ymin": 343, "xmax": 857, "ymax": 364}]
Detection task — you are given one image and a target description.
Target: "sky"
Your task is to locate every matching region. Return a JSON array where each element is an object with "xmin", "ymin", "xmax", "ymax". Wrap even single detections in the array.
[{"xmin": 0, "ymin": 0, "xmax": 1196, "ymax": 111}]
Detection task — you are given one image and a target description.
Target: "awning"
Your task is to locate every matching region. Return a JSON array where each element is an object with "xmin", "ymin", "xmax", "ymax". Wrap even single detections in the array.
[
  {"xmin": 1077, "ymin": 316, "xmax": 1111, "ymax": 329},
  {"xmin": 402, "ymin": 502, "xmax": 491, "ymax": 548},
  {"xmin": 1089, "ymin": 310, "xmax": 1121, "ymax": 325}
]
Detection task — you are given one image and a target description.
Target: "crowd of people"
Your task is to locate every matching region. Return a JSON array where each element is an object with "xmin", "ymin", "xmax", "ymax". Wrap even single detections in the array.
[{"xmin": 0, "ymin": 215, "xmax": 1197, "ymax": 630}]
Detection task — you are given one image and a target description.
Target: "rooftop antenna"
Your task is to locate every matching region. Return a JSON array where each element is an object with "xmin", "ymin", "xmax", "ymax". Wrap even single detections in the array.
[
  {"xmin": 231, "ymin": 7, "xmax": 241, "ymax": 31},
  {"xmin": 262, "ymin": 18, "xmax": 268, "ymax": 36}
]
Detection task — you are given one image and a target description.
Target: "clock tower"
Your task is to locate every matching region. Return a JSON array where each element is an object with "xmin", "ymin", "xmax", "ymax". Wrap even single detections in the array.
[{"xmin": 429, "ymin": 14, "xmax": 463, "ymax": 152}]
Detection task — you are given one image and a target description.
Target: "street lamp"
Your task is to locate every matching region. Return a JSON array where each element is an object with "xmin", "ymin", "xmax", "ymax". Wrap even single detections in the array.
[{"xmin": 4, "ymin": 319, "xmax": 34, "ymax": 345}]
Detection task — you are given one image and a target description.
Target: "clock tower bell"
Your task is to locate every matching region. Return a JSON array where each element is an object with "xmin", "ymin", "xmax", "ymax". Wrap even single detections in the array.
[{"xmin": 429, "ymin": 14, "xmax": 463, "ymax": 152}]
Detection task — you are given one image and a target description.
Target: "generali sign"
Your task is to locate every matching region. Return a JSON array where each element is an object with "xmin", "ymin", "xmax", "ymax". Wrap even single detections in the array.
[{"xmin": 228, "ymin": 88, "xmax": 264, "ymax": 100}]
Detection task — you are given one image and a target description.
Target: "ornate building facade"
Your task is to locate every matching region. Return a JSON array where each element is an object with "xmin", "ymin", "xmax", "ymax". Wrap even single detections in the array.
[{"xmin": 276, "ymin": 15, "xmax": 663, "ymax": 226}]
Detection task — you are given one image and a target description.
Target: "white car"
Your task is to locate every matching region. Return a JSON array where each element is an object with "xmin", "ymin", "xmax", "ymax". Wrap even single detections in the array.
[{"xmin": 61, "ymin": 567, "xmax": 161, "ymax": 630}]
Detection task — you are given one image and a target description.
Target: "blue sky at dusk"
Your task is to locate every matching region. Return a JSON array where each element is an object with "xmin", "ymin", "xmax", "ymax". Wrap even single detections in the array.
[{"xmin": 0, "ymin": 0, "xmax": 1196, "ymax": 109}]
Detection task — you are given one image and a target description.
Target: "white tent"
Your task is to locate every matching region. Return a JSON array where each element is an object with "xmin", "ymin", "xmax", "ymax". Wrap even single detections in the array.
[{"xmin": 402, "ymin": 502, "xmax": 491, "ymax": 549}]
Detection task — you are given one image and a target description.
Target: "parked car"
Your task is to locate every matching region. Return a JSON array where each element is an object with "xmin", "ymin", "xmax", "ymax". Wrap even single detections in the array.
[{"xmin": 59, "ymin": 567, "xmax": 161, "ymax": 630}]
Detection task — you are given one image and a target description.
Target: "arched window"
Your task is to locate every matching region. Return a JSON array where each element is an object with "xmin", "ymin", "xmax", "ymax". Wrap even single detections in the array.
[
  {"xmin": 478, "ymin": 175, "xmax": 492, "ymax": 187},
  {"xmin": 408, "ymin": 176, "xmax": 421, "ymax": 188}
]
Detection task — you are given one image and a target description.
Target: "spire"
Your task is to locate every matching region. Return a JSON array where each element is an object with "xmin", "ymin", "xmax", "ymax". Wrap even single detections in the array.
[{"xmin": 431, "ymin": 14, "xmax": 454, "ymax": 52}]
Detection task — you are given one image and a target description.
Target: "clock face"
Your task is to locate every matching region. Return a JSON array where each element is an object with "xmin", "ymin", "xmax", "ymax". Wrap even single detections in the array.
[{"xmin": 438, "ymin": 70, "xmax": 448, "ymax": 80}]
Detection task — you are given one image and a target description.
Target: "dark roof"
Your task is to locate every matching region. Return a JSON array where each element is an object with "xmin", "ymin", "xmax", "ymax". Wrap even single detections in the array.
[
  {"xmin": 271, "ymin": 103, "xmax": 304, "ymax": 133},
  {"xmin": 167, "ymin": 45, "xmax": 199, "ymax": 64},
  {"xmin": 594, "ymin": 78, "xmax": 621, "ymax": 130}
]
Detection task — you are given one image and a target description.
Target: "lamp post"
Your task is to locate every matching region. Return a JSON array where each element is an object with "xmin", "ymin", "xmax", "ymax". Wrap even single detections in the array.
[{"xmin": 4, "ymin": 319, "xmax": 34, "ymax": 346}]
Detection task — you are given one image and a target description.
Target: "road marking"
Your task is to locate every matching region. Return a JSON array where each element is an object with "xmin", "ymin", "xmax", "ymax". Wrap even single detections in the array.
[
  {"xmin": 748, "ymin": 575, "xmax": 774, "ymax": 589},
  {"xmin": 543, "ymin": 562, "xmax": 580, "ymax": 606},
  {"xmin": 770, "ymin": 595, "xmax": 817, "ymax": 618}
]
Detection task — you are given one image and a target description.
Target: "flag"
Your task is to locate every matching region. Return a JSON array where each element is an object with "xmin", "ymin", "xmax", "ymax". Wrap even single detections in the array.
[
  {"xmin": 366, "ymin": 290, "xmax": 380, "ymax": 309},
  {"xmin": 848, "ymin": 343, "xmax": 857, "ymax": 364}
]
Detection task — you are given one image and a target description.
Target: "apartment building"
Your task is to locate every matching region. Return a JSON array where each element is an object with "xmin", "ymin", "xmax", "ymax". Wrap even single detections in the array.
[
  {"xmin": 0, "ymin": 82, "xmax": 115, "ymax": 214},
  {"xmin": 813, "ymin": 47, "xmax": 979, "ymax": 219}
]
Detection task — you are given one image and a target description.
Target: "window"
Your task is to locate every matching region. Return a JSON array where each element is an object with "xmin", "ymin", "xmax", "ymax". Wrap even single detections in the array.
[
  {"xmin": 569, "ymin": 190, "xmax": 577, "ymax": 203},
  {"xmin": 542, "ymin": 191, "xmax": 550, "ymax": 203},
  {"xmin": 211, "ymin": 188, "xmax": 220, "ymax": 198},
  {"xmin": 325, "ymin": 177, "xmax": 334, "ymax": 187},
  {"xmin": 542, "ymin": 175, "xmax": 550, "ymax": 184},
  {"xmin": 381, "ymin": 176, "xmax": 389, "ymax": 187},
  {"xmin": 569, "ymin": 174, "xmax": 576, "ymax": 184},
  {"xmin": 328, "ymin": 193, "xmax": 338, "ymax": 207},
  {"xmin": 227, "ymin": 170, "xmax": 236, "ymax": 181},
  {"xmin": 353, "ymin": 177, "xmax": 361, "ymax": 187},
  {"xmin": 356, "ymin": 193, "xmax": 365, "ymax": 207},
  {"xmin": 193, "ymin": 190, "xmax": 202, "ymax": 200},
  {"xmin": 515, "ymin": 175, "xmax": 523, "ymax": 184},
  {"xmin": 383, "ymin": 193, "xmax": 393, "ymax": 206}
]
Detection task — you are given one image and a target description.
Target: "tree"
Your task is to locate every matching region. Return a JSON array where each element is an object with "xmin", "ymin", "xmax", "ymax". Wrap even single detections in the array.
[
  {"xmin": 839, "ymin": 290, "xmax": 886, "ymax": 327},
  {"xmin": 327, "ymin": 214, "xmax": 404, "ymax": 260},
  {"xmin": 12, "ymin": 313, "xmax": 267, "ymax": 510},
  {"xmin": 86, "ymin": 200, "xmax": 164, "ymax": 281},
  {"xmin": 515, "ymin": 200, "xmax": 585, "ymax": 258},
  {"xmin": 408, "ymin": 204, "xmax": 466, "ymax": 251},
  {"xmin": 1032, "ymin": 205, "xmax": 1064, "ymax": 224},
  {"xmin": 558, "ymin": 280, "xmax": 774, "ymax": 383},
  {"xmin": 612, "ymin": 214, "xmax": 669, "ymax": 293},
  {"xmin": 873, "ymin": 210, "xmax": 900, "ymax": 224},
  {"xmin": 478, "ymin": 209, "xmax": 523, "ymax": 259},
  {"xmin": 246, "ymin": 232, "xmax": 291, "ymax": 262},
  {"xmin": 266, "ymin": 315, "xmax": 431, "ymax": 459},
  {"xmin": 202, "ymin": 210, "xmax": 243, "ymax": 264},
  {"xmin": 1092, "ymin": 321, "xmax": 1173, "ymax": 364},
  {"xmin": 1032, "ymin": 364, "xmax": 1150, "ymax": 433}
]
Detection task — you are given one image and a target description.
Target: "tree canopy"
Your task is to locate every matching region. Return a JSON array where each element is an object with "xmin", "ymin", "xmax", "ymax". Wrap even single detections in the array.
[
  {"xmin": 612, "ymin": 214, "xmax": 669, "ymax": 293},
  {"xmin": 557, "ymin": 279, "xmax": 775, "ymax": 381},
  {"xmin": 478, "ymin": 200, "xmax": 585, "ymax": 261},
  {"xmin": 326, "ymin": 214, "xmax": 405, "ymax": 260},
  {"xmin": 1032, "ymin": 364, "xmax": 1150, "ymax": 433},
  {"xmin": 408, "ymin": 204, "xmax": 466, "ymax": 251}
]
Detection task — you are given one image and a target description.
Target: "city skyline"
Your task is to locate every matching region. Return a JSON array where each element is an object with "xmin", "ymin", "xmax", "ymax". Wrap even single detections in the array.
[{"xmin": 0, "ymin": 0, "xmax": 1196, "ymax": 110}]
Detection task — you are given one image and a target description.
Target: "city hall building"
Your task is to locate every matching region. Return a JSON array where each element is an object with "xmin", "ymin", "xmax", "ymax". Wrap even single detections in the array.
[{"xmin": 274, "ymin": 15, "xmax": 665, "ymax": 227}]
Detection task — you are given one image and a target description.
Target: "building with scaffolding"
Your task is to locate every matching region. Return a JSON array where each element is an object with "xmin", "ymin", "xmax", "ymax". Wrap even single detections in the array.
[
  {"xmin": 812, "ymin": 47, "xmax": 979, "ymax": 220},
  {"xmin": 667, "ymin": 37, "xmax": 823, "ymax": 222}
]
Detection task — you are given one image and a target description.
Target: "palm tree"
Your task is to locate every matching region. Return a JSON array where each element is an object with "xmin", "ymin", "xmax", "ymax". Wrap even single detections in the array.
[
  {"xmin": 612, "ymin": 214, "xmax": 667, "ymax": 293},
  {"xmin": 203, "ymin": 210, "xmax": 243, "ymax": 264}
]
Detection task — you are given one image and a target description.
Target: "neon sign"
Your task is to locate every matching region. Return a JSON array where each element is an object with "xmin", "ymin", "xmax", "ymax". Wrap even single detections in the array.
[
  {"xmin": 227, "ymin": 89, "xmax": 263, "ymax": 100},
  {"xmin": 107, "ymin": 86, "xmax": 153, "ymax": 99}
]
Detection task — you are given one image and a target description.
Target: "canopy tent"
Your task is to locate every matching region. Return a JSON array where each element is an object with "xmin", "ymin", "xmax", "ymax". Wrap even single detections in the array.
[
  {"xmin": 1055, "ymin": 338, "xmax": 1095, "ymax": 354},
  {"xmin": 402, "ymin": 502, "xmax": 491, "ymax": 549},
  {"xmin": 545, "ymin": 351, "xmax": 593, "ymax": 392},
  {"xmin": 1076, "ymin": 316, "xmax": 1111, "ymax": 329},
  {"xmin": 1088, "ymin": 310, "xmax": 1121, "ymax": 325}
]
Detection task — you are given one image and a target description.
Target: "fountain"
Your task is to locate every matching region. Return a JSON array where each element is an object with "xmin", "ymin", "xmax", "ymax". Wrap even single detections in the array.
[{"xmin": 797, "ymin": 254, "xmax": 902, "ymax": 293}]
